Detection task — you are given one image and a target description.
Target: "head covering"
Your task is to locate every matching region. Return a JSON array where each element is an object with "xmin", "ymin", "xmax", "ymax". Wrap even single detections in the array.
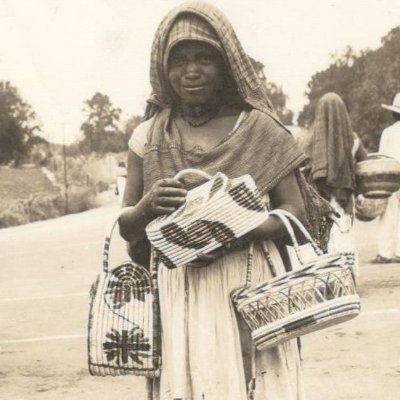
[
  {"xmin": 146, "ymin": 0, "xmax": 281, "ymax": 125},
  {"xmin": 381, "ymin": 92, "xmax": 400, "ymax": 114},
  {"xmin": 163, "ymin": 12, "xmax": 223, "ymax": 71},
  {"xmin": 306, "ymin": 92, "xmax": 355, "ymax": 205}
]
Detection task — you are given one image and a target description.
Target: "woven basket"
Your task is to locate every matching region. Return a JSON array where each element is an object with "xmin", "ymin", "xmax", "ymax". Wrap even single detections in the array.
[
  {"xmin": 231, "ymin": 209, "xmax": 360, "ymax": 351},
  {"xmin": 88, "ymin": 208, "xmax": 161, "ymax": 377},
  {"xmin": 146, "ymin": 169, "xmax": 268, "ymax": 269},
  {"xmin": 355, "ymin": 195, "xmax": 388, "ymax": 222},
  {"xmin": 356, "ymin": 153, "xmax": 400, "ymax": 199}
]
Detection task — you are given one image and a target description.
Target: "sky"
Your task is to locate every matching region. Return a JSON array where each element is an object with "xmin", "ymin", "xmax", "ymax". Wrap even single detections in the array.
[{"xmin": 1, "ymin": 0, "xmax": 400, "ymax": 144}]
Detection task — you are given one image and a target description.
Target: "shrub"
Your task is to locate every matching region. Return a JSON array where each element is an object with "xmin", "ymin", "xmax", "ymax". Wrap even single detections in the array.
[
  {"xmin": 67, "ymin": 186, "xmax": 97, "ymax": 213},
  {"xmin": 0, "ymin": 186, "xmax": 97, "ymax": 228},
  {"xmin": 0, "ymin": 206, "xmax": 29, "ymax": 228}
]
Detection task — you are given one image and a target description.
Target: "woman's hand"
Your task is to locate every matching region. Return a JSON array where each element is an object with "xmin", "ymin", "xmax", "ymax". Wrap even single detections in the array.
[{"xmin": 143, "ymin": 178, "xmax": 187, "ymax": 216}]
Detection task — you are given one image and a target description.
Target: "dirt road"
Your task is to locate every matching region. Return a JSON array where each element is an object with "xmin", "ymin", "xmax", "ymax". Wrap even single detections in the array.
[{"xmin": 0, "ymin": 204, "xmax": 399, "ymax": 400}]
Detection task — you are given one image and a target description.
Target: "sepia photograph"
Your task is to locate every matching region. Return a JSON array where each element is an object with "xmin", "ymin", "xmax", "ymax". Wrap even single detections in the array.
[{"xmin": 1, "ymin": 0, "xmax": 399, "ymax": 399}]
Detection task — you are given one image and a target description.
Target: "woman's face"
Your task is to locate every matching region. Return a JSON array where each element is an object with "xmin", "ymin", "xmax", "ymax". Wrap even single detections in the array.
[{"xmin": 167, "ymin": 40, "xmax": 224, "ymax": 107}]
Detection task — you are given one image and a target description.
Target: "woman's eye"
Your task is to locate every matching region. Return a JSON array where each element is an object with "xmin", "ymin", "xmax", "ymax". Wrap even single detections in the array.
[
  {"xmin": 169, "ymin": 55, "xmax": 186, "ymax": 67},
  {"xmin": 198, "ymin": 55, "xmax": 213, "ymax": 64}
]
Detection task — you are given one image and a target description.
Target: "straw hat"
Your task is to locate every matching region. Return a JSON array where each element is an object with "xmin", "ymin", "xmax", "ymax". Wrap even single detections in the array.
[{"xmin": 382, "ymin": 93, "xmax": 400, "ymax": 114}]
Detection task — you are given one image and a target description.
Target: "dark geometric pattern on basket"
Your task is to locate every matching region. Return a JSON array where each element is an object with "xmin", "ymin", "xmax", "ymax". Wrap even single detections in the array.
[
  {"xmin": 210, "ymin": 175, "xmax": 225, "ymax": 198},
  {"xmin": 104, "ymin": 265, "xmax": 151, "ymax": 309},
  {"xmin": 160, "ymin": 220, "xmax": 236, "ymax": 250},
  {"xmin": 146, "ymin": 173, "xmax": 268, "ymax": 269},
  {"xmin": 154, "ymin": 249, "xmax": 176, "ymax": 270},
  {"xmin": 356, "ymin": 173, "xmax": 400, "ymax": 198},
  {"xmin": 103, "ymin": 327, "xmax": 151, "ymax": 366},
  {"xmin": 227, "ymin": 182, "xmax": 265, "ymax": 212}
]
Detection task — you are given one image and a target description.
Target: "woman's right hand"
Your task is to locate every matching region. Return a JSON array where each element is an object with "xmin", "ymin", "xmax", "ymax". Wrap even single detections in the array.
[{"xmin": 143, "ymin": 178, "xmax": 187, "ymax": 216}]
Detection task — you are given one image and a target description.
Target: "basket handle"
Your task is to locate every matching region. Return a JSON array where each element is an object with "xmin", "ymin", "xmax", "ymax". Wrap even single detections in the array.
[
  {"xmin": 102, "ymin": 207, "xmax": 134, "ymax": 273},
  {"xmin": 174, "ymin": 168, "xmax": 213, "ymax": 181},
  {"xmin": 174, "ymin": 169, "xmax": 229, "ymax": 201},
  {"xmin": 269, "ymin": 209, "xmax": 323, "ymax": 266},
  {"xmin": 272, "ymin": 209, "xmax": 323, "ymax": 255}
]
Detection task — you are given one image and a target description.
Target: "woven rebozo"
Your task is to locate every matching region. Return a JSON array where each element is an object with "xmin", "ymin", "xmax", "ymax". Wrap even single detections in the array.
[
  {"xmin": 231, "ymin": 209, "xmax": 360, "ymax": 351},
  {"xmin": 146, "ymin": 169, "xmax": 268, "ymax": 268},
  {"xmin": 88, "ymin": 209, "xmax": 161, "ymax": 377}
]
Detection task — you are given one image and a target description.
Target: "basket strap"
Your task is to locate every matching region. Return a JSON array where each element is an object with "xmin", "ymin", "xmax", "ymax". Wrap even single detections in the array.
[
  {"xmin": 261, "ymin": 241, "xmax": 278, "ymax": 278},
  {"xmin": 248, "ymin": 344, "xmax": 256, "ymax": 399},
  {"xmin": 102, "ymin": 206, "xmax": 134, "ymax": 273},
  {"xmin": 150, "ymin": 250, "xmax": 161, "ymax": 364},
  {"xmin": 269, "ymin": 209, "xmax": 320, "ymax": 267},
  {"xmin": 245, "ymin": 242, "xmax": 255, "ymax": 286},
  {"xmin": 272, "ymin": 209, "xmax": 323, "ymax": 256}
]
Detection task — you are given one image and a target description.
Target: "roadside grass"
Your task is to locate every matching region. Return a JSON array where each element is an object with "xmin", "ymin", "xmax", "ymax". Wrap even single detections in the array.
[
  {"xmin": 0, "ymin": 166, "xmax": 59, "ymax": 205},
  {"xmin": 0, "ymin": 166, "xmax": 97, "ymax": 228}
]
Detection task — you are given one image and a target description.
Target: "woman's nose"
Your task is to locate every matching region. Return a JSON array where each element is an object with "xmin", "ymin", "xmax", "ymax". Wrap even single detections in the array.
[{"xmin": 184, "ymin": 61, "xmax": 201, "ymax": 79}]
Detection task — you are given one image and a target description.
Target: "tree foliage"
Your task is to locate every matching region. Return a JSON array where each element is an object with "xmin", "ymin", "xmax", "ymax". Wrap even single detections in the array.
[
  {"xmin": 0, "ymin": 81, "xmax": 39, "ymax": 165},
  {"xmin": 80, "ymin": 92, "xmax": 126, "ymax": 153},
  {"xmin": 298, "ymin": 26, "xmax": 400, "ymax": 151},
  {"xmin": 250, "ymin": 57, "xmax": 294, "ymax": 125},
  {"xmin": 123, "ymin": 115, "xmax": 143, "ymax": 142}
]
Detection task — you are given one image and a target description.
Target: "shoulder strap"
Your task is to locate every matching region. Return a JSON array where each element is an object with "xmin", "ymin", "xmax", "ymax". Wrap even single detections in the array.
[{"xmin": 102, "ymin": 207, "xmax": 134, "ymax": 273}]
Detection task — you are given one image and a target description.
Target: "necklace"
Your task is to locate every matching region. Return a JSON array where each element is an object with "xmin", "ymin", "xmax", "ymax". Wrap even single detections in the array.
[{"xmin": 180, "ymin": 104, "xmax": 221, "ymax": 127}]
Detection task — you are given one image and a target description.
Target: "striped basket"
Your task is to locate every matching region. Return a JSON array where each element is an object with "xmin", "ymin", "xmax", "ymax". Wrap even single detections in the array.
[
  {"xmin": 88, "ymin": 208, "xmax": 161, "ymax": 377},
  {"xmin": 146, "ymin": 169, "xmax": 268, "ymax": 269},
  {"xmin": 231, "ymin": 209, "xmax": 360, "ymax": 351},
  {"xmin": 356, "ymin": 153, "xmax": 400, "ymax": 198}
]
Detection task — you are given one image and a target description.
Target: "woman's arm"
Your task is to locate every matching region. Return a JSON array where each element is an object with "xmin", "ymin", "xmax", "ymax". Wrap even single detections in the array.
[
  {"xmin": 247, "ymin": 170, "xmax": 306, "ymax": 242},
  {"xmin": 119, "ymin": 150, "xmax": 187, "ymax": 242}
]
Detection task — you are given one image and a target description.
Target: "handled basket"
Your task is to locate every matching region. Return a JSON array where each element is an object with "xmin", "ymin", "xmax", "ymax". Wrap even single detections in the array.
[
  {"xmin": 146, "ymin": 169, "xmax": 268, "ymax": 269},
  {"xmin": 231, "ymin": 209, "xmax": 360, "ymax": 351},
  {"xmin": 88, "ymin": 208, "xmax": 161, "ymax": 377}
]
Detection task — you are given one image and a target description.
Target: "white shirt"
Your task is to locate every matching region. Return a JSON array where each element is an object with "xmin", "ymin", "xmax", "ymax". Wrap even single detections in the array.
[{"xmin": 379, "ymin": 121, "xmax": 400, "ymax": 162}]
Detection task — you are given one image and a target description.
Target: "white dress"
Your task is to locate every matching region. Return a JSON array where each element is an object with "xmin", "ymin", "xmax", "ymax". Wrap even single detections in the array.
[
  {"xmin": 377, "ymin": 121, "xmax": 400, "ymax": 259},
  {"xmin": 151, "ymin": 241, "xmax": 305, "ymax": 400},
  {"xmin": 130, "ymin": 119, "xmax": 305, "ymax": 400}
]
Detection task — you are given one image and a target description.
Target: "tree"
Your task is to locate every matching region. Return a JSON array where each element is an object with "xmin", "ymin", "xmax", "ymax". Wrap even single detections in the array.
[
  {"xmin": 298, "ymin": 26, "xmax": 400, "ymax": 151},
  {"xmin": 0, "ymin": 81, "xmax": 40, "ymax": 165},
  {"xmin": 80, "ymin": 92, "xmax": 125, "ymax": 153},
  {"xmin": 249, "ymin": 57, "xmax": 294, "ymax": 125},
  {"xmin": 123, "ymin": 115, "xmax": 143, "ymax": 141}
]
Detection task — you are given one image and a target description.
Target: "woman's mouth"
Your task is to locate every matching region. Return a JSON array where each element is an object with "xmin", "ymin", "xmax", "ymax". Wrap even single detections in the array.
[{"xmin": 183, "ymin": 85, "xmax": 205, "ymax": 93}]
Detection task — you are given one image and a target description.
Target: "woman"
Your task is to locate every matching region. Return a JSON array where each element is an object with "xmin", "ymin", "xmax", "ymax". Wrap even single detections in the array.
[
  {"xmin": 304, "ymin": 92, "xmax": 368, "ymax": 277},
  {"xmin": 119, "ymin": 2, "xmax": 308, "ymax": 399}
]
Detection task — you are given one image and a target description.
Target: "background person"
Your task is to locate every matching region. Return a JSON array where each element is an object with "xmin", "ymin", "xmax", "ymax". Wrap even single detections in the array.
[
  {"xmin": 374, "ymin": 92, "xmax": 400, "ymax": 263},
  {"xmin": 304, "ymin": 92, "xmax": 368, "ymax": 277}
]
